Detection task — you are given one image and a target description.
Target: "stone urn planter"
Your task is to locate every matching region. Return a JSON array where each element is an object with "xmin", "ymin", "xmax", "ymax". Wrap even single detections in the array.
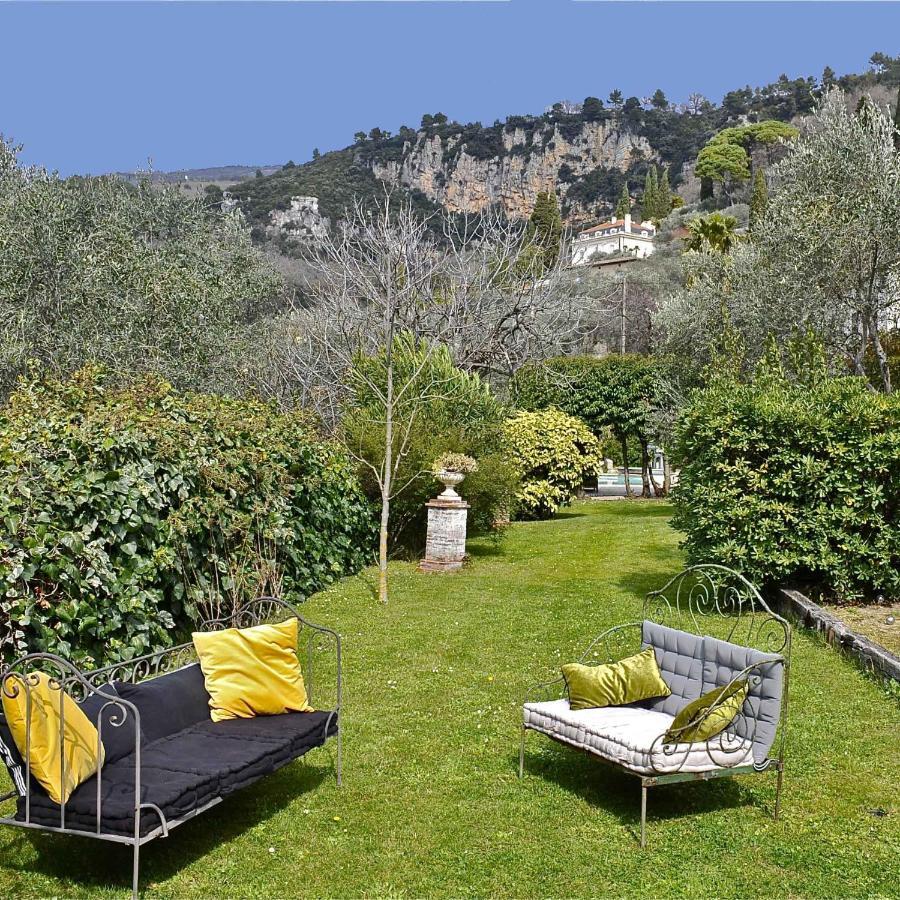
[
  {"xmin": 436, "ymin": 469, "xmax": 466, "ymax": 500},
  {"xmin": 420, "ymin": 456, "xmax": 476, "ymax": 574}
]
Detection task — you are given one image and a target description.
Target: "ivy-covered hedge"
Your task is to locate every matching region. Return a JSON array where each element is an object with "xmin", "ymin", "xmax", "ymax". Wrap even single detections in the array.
[
  {"xmin": 0, "ymin": 369, "xmax": 375, "ymax": 667},
  {"xmin": 672, "ymin": 374, "xmax": 900, "ymax": 602}
]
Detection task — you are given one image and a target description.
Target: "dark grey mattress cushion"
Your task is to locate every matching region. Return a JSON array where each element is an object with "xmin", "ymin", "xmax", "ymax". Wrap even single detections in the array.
[
  {"xmin": 702, "ymin": 634, "xmax": 783, "ymax": 764},
  {"xmin": 115, "ymin": 663, "xmax": 211, "ymax": 744},
  {"xmin": 80, "ymin": 684, "xmax": 139, "ymax": 765},
  {"xmin": 641, "ymin": 621, "xmax": 703, "ymax": 717},
  {"xmin": 15, "ymin": 709, "xmax": 337, "ymax": 837}
]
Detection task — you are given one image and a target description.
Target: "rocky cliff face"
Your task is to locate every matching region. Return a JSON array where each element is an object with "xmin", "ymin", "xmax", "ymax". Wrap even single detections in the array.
[
  {"xmin": 369, "ymin": 120, "xmax": 655, "ymax": 222},
  {"xmin": 267, "ymin": 196, "xmax": 329, "ymax": 241}
]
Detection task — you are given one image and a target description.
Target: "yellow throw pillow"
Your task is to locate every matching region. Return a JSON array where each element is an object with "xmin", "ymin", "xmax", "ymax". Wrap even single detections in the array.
[
  {"xmin": 664, "ymin": 680, "xmax": 749, "ymax": 744},
  {"xmin": 1, "ymin": 672, "xmax": 104, "ymax": 804},
  {"xmin": 562, "ymin": 647, "xmax": 671, "ymax": 710},
  {"xmin": 192, "ymin": 617, "xmax": 313, "ymax": 723}
]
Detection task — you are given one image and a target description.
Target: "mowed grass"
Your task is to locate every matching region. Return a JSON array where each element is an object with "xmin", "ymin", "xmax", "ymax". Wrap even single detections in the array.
[{"xmin": 1, "ymin": 501, "xmax": 898, "ymax": 898}]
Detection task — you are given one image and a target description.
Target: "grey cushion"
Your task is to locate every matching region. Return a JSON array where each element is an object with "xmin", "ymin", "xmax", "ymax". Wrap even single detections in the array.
[
  {"xmin": 641, "ymin": 621, "xmax": 784, "ymax": 765},
  {"xmin": 702, "ymin": 634, "xmax": 783, "ymax": 764},
  {"xmin": 640, "ymin": 621, "xmax": 703, "ymax": 717}
]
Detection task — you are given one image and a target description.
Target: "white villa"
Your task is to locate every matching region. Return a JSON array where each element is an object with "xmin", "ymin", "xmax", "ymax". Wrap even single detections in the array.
[{"xmin": 570, "ymin": 213, "xmax": 656, "ymax": 266}]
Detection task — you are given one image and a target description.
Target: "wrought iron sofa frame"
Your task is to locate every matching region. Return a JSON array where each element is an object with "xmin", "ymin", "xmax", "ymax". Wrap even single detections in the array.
[
  {"xmin": 0, "ymin": 596, "xmax": 342, "ymax": 898},
  {"xmin": 519, "ymin": 565, "xmax": 791, "ymax": 847}
]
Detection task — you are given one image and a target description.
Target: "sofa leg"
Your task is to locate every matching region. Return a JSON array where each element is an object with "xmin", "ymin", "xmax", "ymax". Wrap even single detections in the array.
[
  {"xmin": 774, "ymin": 762, "xmax": 784, "ymax": 821},
  {"xmin": 336, "ymin": 727, "xmax": 343, "ymax": 787},
  {"xmin": 518, "ymin": 726, "xmax": 525, "ymax": 778},
  {"xmin": 132, "ymin": 840, "xmax": 140, "ymax": 900},
  {"xmin": 640, "ymin": 783, "xmax": 648, "ymax": 849}
]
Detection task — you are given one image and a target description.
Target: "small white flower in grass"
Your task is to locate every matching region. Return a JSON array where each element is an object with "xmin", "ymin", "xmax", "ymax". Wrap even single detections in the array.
[{"xmin": 268, "ymin": 847, "xmax": 276, "ymax": 854}]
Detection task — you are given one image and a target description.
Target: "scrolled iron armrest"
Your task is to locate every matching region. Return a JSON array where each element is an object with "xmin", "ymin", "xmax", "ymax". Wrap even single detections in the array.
[
  {"xmin": 0, "ymin": 653, "xmax": 143, "ymax": 833},
  {"xmin": 648, "ymin": 657, "xmax": 783, "ymax": 774}
]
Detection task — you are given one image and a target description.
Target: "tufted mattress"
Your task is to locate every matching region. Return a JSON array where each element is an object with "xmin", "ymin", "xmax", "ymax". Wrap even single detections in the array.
[
  {"xmin": 13, "ymin": 710, "xmax": 337, "ymax": 837},
  {"xmin": 523, "ymin": 699, "xmax": 753, "ymax": 775}
]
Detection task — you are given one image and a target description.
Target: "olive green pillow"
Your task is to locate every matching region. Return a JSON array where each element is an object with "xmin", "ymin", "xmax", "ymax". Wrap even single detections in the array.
[
  {"xmin": 664, "ymin": 680, "xmax": 749, "ymax": 744},
  {"xmin": 562, "ymin": 647, "xmax": 671, "ymax": 711}
]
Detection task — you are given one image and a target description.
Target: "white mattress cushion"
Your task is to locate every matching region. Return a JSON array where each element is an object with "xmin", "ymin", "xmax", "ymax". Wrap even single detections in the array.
[{"xmin": 523, "ymin": 699, "xmax": 754, "ymax": 775}]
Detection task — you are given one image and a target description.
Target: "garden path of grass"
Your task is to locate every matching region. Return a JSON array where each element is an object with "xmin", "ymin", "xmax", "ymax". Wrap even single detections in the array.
[{"xmin": 1, "ymin": 501, "xmax": 898, "ymax": 897}]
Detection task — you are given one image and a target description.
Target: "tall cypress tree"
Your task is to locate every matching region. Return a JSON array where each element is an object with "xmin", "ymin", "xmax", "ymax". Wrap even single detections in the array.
[
  {"xmin": 526, "ymin": 190, "xmax": 563, "ymax": 271},
  {"xmin": 657, "ymin": 166, "xmax": 672, "ymax": 219},
  {"xmin": 614, "ymin": 182, "xmax": 630, "ymax": 218},
  {"xmin": 642, "ymin": 166, "xmax": 658, "ymax": 220},
  {"xmin": 749, "ymin": 169, "xmax": 768, "ymax": 230}
]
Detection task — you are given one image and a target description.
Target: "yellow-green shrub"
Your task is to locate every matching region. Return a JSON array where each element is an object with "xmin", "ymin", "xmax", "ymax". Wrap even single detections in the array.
[{"xmin": 503, "ymin": 409, "xmax": 602, "ymax": 519}]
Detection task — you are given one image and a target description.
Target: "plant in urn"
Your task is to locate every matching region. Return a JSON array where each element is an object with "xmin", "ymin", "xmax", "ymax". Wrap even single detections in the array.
[{"xmin": 433, "ymin": 452, "xmax": 477, "ymax": 501}]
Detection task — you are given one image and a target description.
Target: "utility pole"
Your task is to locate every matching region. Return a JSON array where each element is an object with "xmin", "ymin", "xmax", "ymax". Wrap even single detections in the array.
[{"xmin": 620, "ymin": 272, "xmax": 627, "ymax": 354}]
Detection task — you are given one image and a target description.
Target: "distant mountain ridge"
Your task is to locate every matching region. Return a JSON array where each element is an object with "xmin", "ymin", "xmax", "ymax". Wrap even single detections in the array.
[
  {"xmin": 117, "ymin": 164, "xmax": 281, "ymax": 184},
  {"xmin": 144, "ymin": 54, "xmax": 900, "ymax": 242}
]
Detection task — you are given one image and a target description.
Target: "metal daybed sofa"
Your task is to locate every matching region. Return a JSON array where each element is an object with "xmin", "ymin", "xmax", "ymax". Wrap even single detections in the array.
[
  {"xmin": 520, "ymin": 565, "xmax": 791, "ymax": 847},
  {"xmin": 0, "ymin": 597, "xmax": 341, "ymax": 898}
]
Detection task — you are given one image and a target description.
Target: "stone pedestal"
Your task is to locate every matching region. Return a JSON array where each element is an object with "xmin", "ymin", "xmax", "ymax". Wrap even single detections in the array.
[{"xmin": 419, "ymin": 497, "xmax": 470, "ymax": 573}]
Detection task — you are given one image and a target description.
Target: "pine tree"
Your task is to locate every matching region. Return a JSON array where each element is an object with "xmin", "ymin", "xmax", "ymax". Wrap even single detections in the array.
[
  {"xmin": 657, "ymin": 165, "xmax": 673, "ymax": 218},
  {"xmin": 614, "ymin": 182, "xmax": 630, "ymax": 218},
  {"xmin": 749, "ymin": 168, "xmax": 768, "ymax": 230}
]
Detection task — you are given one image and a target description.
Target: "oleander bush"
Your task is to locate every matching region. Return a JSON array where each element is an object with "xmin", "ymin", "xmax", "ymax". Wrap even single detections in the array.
[
  {"xmin": 503, "ymin": 409, "xmax": 602, "ymax": 519},
  {"xmin": 672, "ymin": 370, "xmax": 900, "ymax": 602},
  {"xmin": 0, "ymin": 368, "xmax": 375, "ymax": 667}
]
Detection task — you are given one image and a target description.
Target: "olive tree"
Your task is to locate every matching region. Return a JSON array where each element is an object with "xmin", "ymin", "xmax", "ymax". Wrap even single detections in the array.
[
  {"xmin": 0, "ymin": 137, "xmax": 282, "ymax": 397},
  {"xmin": 660, "ymin": 91, "xmax": 900, "ymax": 392}
]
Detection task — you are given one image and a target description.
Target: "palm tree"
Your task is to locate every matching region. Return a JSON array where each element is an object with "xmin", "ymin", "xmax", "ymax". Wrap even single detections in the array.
[{"xmin": 685, "ymin": 212, "xmax": 740, "ymax": 254}]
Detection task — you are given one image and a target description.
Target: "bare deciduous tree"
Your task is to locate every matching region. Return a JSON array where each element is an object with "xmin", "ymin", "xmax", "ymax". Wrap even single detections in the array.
[{"xmin": 265, "ymin": 193, "xmax": 604, "ymax": 602}]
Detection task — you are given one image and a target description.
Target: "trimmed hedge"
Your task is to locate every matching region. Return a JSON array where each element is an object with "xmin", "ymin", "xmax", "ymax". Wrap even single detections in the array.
[
  {"xmin": 0, "ymin": 369, "xmax": 374, "ymax": 667},
  {"xmin": 672, "ymin": 374, "xmax": 900, "ymax": 602}
]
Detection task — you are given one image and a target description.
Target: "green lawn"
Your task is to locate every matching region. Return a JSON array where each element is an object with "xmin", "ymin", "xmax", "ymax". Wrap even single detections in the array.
[{"xmin": 2, "ymin": 501, "xmax": 898, "ymax": 897}]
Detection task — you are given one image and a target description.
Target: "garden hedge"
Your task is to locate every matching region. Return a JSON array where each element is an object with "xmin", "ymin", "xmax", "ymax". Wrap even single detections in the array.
[
  {"xmin": 672, "ymin": 373, "xmax": 900, "ymax": 602},
  {"xmin": 0, "ymin": 368, "xmax": 374, "ymax": 667}
]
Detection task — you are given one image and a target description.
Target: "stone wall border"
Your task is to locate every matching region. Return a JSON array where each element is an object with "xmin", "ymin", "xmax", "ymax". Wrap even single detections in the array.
[{"xmin": 773, "ymin": 588, "xmax": 900, "ymax": 683}]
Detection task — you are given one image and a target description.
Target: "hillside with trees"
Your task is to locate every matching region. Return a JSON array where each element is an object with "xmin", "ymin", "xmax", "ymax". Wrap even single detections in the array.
[{"xmin": 222, "ymin": 53, "xmax": 899, "ymax": 245}]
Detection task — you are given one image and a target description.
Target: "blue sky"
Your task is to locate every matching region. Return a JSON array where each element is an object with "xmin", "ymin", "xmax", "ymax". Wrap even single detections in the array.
[{"xmin": 2, "ymin": 1, "xmax": 898, "ymax": 175}]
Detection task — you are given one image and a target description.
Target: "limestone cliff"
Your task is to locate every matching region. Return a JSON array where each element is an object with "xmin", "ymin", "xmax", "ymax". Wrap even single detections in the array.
[{"xmin": 369, "ymin": 120, "xmax": 655, "ymax": 222}]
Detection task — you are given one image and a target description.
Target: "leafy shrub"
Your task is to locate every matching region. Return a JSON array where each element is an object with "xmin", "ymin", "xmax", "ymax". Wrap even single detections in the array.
[
  {"xmin": 0, "ymin": 368, "xmax": 375, "ymax": 667},
  {"xmin": 343, "ymin": 337, "xmax": 518, "ymax": 554},
  {"xmin": 503, "ymin": 409, "xmax": 602, "ymax": 519},
  {"xmin": 512, "ymin": 355, "xmax": 666, "ymax": 490},
  {"xmin": 672, "ymin": 372, "xmax": 900, "ymax": 602}
]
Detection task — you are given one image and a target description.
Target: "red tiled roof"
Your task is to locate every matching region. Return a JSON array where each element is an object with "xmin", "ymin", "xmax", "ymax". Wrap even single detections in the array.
[{"xmin": 581, "ymin": 219, "xmax": 626, "ymax": 234}]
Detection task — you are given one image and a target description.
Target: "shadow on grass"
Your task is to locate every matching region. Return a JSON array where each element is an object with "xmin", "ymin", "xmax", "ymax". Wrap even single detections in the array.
[
  {"xmin": 596, "ymin": 500, "xmax": 673, "ymax": 518},
  {"xmin": 616, "ymin": 568, "xmax": 684, "ymax": 604},
  {"xmin": 6, "ymin": 763, "xmax": 329, "ymax": 894},
  {"xmin": 551, "ymin": 510, "xmax": 588, "ymax": 520},
  {"xmin": 467, "ymin": 541, "xmax": 505, "ymax": 559},
  {"xmin": 518, "ymin": 744, "xmax": 765, "ymax": 844}
]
